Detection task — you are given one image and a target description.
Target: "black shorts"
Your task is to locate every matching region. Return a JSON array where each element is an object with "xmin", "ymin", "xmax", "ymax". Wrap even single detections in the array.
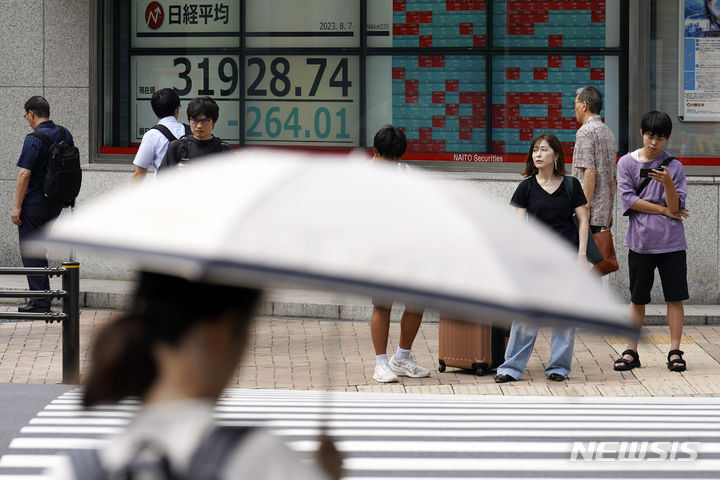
[{"xmin": 628, "ymin": 250, "xmax": 689, "ymax": 305}]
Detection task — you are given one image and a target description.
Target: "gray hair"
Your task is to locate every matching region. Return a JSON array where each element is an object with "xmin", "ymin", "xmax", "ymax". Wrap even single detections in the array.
[{"xmin": 575, "ymin": 86, "xmax": 603, "ymax": 114}]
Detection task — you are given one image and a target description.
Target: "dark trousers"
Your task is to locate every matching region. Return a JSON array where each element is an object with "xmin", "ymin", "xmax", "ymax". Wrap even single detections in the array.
[{"xmin": 18, "ymin": 202, "xmax": 63, "ymax": 307}]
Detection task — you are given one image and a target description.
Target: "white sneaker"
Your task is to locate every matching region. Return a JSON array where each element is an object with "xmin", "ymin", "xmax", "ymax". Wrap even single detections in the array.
[
  {"xmin": 389, "ymin": 354, "xmax": 431, "ymax": 378},
  {"xmin": 373, "ymin": 361, "xmax": 399, "ymax": 383}
]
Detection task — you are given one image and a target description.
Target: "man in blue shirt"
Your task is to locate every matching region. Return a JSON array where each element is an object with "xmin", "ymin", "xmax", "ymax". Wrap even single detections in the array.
[{"xmin": 12, "ymin": 96, "xmax": 73, "ymax": 312}]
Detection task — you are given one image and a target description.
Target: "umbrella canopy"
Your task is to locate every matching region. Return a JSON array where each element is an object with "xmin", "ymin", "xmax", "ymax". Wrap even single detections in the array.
[{"xmin": 27, "ymin": 150, "xmax": 633, "ymax": 334}]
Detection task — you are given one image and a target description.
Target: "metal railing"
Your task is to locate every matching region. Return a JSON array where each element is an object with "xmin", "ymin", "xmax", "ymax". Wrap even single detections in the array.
[{"xmin": 0, "ymin": 262, "xmax": 80, "ymax": 384}]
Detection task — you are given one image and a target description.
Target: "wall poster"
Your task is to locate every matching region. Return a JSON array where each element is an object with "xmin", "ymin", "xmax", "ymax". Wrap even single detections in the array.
[{"xmin": 680, "ymin": 0, "xmax": 720, "ymax": 121}]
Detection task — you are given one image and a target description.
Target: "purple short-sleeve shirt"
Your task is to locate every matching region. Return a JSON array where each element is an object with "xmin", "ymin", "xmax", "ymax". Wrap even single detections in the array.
[{"xmin": 617, "ymin": 149, "xmax": 687, "ymax": 254}]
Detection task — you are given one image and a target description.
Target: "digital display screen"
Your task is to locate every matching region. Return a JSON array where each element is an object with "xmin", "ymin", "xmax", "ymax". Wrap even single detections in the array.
[
  {"xmin": 132, "ymin": 0, "xmax": 241, "ymax": 48},
  {"xmin": 244, "ymin": 55, "xmax": 359, "ymax": 147},
  {"xmin": 245, "ymin": 0, "xmax": 359, "ymax": 47},
  {"xmin": 367, "ymin": 0, "xmax": 487, "ymax": 48},
  {"xmin": 367, "ymin": 55, "xmax": 486, "ymax": 154},
  {"xmin": 491, "ymin": 55, "xmax": 619, "ymax": 154},
  {"xmin": 492, "ymin": 0, "xmax": 620, "ymax": 48},
  {"xmin": 130, "ymin": 55, "xmax": 241, "ymax": 143},
  {"xmin": 117, "ymin": 0, "xmax": 623, "ymax": 162}
]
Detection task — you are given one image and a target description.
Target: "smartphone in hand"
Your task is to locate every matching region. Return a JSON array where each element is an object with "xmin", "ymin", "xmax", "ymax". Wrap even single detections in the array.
[{"xmin": 639, "ymin": 168, "xmax": 654, "ymax": 178}]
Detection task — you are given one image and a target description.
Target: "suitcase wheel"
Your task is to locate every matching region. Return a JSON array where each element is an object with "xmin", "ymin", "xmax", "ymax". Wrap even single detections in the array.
[
  {"xmin": 472, "ymin": 363, "xmax": 489, "ymax": 376},
  {"xmin": 438, "ymin": 360, "xmax": 446, "ymax": 373}
]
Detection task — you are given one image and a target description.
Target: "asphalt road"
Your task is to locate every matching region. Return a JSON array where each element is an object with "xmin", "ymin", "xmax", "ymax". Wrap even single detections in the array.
[{"xmin": 0, "ymin": 384, "xmax": 74, "ymax": 459}]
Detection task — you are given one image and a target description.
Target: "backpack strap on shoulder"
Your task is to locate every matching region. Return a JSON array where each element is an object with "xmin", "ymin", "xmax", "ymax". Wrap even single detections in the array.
[
  {"xmin": 30, "ymin": 130, "xmax": 53, "ymax": 146},
  {"xmin": 67, "ymin": 449, "xmax": 106, "ymax": 480},
  {"xmin": 186, "ymin": 426, "xmax": 254, "ymax": 480},
  {"xmin": 152, "ymin": 124, "xmax": 178, "ymax": 143},
  {"xmin": 31, "ymin": 126, "xmax": 66, "ymax": 145},
  {"xmin": 183, "ymin": 123, "xmax": 192, "ymax": 137}
]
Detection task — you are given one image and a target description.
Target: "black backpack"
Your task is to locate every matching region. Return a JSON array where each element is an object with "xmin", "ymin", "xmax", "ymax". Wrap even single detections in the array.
[
  {"xmin": 31, "ymin": 126, "xmax": 81, "ymax": 205},
  {"xmin": 159, "ymin": 136, "xmax": 232, "ymax": 171},
  {"xmin": 67, "ymin": 426, "xmax": 253, "ymax": 480}
]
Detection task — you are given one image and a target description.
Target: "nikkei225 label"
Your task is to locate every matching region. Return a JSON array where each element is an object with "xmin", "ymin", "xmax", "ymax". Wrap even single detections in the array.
[{"xmin": 245, "ymin": 55, "xmax": 359, "ymax": 146}]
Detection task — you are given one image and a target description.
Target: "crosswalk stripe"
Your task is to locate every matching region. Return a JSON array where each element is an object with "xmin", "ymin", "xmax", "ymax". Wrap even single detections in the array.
[
  {"xmin": 0, "ymin": 476, "xmax": 49, "ymax": 480},
  {"xmin": 9, "ymin": 439, "xmax": 106, "ymax": 450},
  {"xmin": 262, "ymin": 426, "xmax": 720, "ymax": 438},
  {"xmin": 340, "ymin": 457, "xmax": 720, "ymax": 471},
  {"xmin": 24, "ymin": 417, "xmax": 720, "ymax": 429},
  {"xmin": 20, "ymin": 426, "xmax": 124, "ymax": 435},
  {"xmin": 284, "ymin": 440, "xmax": 720, "ymax": 453},
  {"xmin": 3, "ymin": 389, "xmax": 720, "ymax": 479},
  {"xmin": 0, "ymin": 456, "xmax": 64, "ymax": 469}
]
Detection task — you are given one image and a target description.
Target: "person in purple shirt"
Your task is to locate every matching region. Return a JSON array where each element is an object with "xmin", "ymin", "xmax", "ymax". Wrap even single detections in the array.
[{"xmin": 614, "ymin": 111, "xmax": 690, "ymax": 373}]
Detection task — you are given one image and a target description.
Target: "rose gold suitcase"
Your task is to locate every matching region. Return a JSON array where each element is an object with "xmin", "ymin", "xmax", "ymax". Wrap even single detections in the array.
[{"xmin": 438, "ymin": 317, "xmax": 507, "ymax": 376}]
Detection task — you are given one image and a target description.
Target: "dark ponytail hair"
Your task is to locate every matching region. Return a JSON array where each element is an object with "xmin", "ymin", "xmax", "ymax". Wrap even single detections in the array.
[{"xmin": 83, "ymin": 272, "xmax": 261, "ymax": 407}]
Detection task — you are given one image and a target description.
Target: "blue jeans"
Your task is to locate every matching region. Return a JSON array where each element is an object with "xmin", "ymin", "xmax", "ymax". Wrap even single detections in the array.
[{"xmin": 496, "ymin": 321, "xmax": 575, "ymax": 380}]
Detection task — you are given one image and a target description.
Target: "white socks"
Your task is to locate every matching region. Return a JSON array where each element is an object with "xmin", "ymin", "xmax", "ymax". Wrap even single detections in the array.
[
  {"xmin": 395, "ymin": 347, "xmax": 411, "ymax": 361},
  {"xmin": 377, "ymin": 348, "xmax": 411, "ymax": 365}
]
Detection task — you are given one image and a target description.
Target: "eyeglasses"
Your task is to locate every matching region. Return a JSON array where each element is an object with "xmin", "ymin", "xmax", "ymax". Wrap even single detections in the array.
[
  {"xmin": 189, "ymin": 117, "xmax": 212, "ymax": 126},
  {"xmin": 23, "ymin": 111, "xmax": 33, "ymax": 119}
]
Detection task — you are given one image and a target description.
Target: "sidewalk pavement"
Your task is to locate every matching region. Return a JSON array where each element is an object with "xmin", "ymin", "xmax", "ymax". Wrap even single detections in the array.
[{"xmin": 2, "ymin": 277, "xmax": 720, "ymax": 396}]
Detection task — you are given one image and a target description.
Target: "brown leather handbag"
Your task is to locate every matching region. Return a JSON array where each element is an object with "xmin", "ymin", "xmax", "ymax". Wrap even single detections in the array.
[{"xmin": 591, "ymin": 229, "xmax": 619, "ymax": 276}]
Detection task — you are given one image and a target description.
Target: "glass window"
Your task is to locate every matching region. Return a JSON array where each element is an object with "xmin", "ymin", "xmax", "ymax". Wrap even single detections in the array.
[
  {"xmin": 131, "ymin": 1, "xmax": 241, "ymax": 48},
  {"xmin": 131, "ymin": 55, "xmax": 242, "ymax": 143},
  {"xmin": 96, "ymin": 0, "xmax": 625, "ymax": 164},
  {"xmin": 245, "ymin": 0, "xmax": 359, "ymax": 48},
  {"xmin": 244, "ymin": 55, "xmax": 359, "ymax": 146},
  {"xmin": 367, "ymin": 0, "xmax": 487, "ymax": 48},
  {"xmin": 491, "ymin": 55, "xmax": 619, "ymax": 154},
  {"xmin": 653, "ymin": 0, "xmax": 720, "ymax": 163},
  {"xmin": 367, "ymin": 55, "xmax": 486, "ymax": 154},
  {"xmin": 492, "ymin": 0, "xmax": 621, "ymax": 48}
]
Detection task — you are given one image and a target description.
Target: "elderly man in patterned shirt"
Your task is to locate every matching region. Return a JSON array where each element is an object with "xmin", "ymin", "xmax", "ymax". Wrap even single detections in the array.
[{"xmin": 572, "ymin": 86, "xmax": 617, "ymax": 235}]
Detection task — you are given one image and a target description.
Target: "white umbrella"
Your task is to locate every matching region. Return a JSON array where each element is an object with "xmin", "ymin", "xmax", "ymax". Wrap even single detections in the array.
[{"xmin": 27, "ymin": 150, "xmax": 633, "ymax": 334}]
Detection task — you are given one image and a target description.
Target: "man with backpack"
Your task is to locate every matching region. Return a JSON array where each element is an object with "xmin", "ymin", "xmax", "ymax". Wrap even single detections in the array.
[
  {"xmin": 12, "ymin": 96, "xmax": 76, "ymax": 313},
  {"xmin": 131, "ymin": 88, "xmax": 191, "ymax": 182},
  {"xmin": 158, "ymin": 96, "xmax": 232, "ymax": 171}
]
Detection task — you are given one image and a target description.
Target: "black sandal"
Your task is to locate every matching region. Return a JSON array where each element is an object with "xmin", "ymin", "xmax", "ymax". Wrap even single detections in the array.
[
  {"xmin": 613, "ymin": 349, "xmax": 640, "ymax": 371},
  {"xmin": 667, "ymin": 349, "xmax": 687, "ymax": 372}
]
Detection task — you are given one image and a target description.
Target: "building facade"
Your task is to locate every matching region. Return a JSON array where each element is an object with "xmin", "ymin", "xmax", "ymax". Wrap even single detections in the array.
[{"xmin": 2, "ymin": 0, "xmax": 719, "ymax": 303}]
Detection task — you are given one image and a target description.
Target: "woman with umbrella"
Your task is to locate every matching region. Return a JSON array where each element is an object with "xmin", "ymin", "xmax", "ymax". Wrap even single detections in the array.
[
  {"xmin": 494, "ymin": 134, "xmax": 589, "ymax": 383},
  {"xmin": 46, "ymin": 272, "xmax": 341, "ymax": 479}
]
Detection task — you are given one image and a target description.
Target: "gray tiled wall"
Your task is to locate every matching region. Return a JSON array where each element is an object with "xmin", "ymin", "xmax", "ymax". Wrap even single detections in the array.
[{"xmin": 0, "ymin": 0, "xmax": 100, "ymax": 273}]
